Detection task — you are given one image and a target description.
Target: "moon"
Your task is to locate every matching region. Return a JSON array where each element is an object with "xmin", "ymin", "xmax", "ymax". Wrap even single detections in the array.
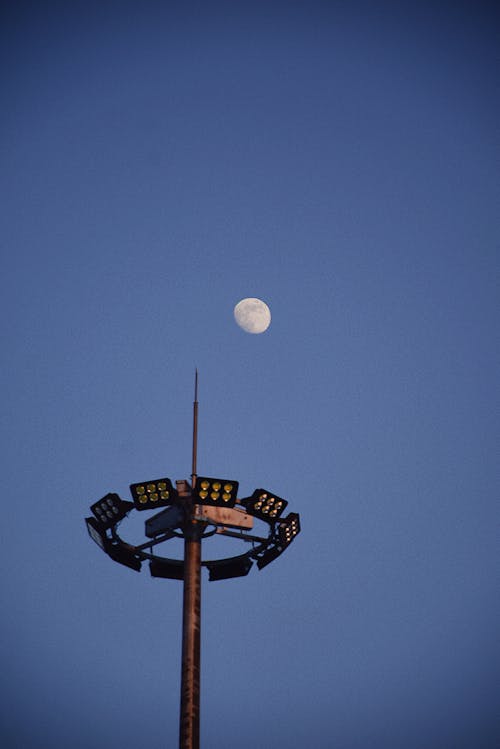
[{"xmin": 234, "ymin": 298, "xmax": 271, "ymax": 334}]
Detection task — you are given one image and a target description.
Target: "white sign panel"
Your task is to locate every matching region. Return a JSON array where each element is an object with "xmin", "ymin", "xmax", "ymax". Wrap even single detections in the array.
[{"xmin": 194, "ymin": 505, "xmax": 254, "ymax": 530}]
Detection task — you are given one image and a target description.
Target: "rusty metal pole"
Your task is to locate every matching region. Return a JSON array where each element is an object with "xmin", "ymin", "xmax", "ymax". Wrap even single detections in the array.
[
  {"xmin": 179, "ymin": 370, "xmax": 201, "ymax": 749},
  {"xmin": 179, "ymin": 526, "xmax": 201, "ymax": 749}
]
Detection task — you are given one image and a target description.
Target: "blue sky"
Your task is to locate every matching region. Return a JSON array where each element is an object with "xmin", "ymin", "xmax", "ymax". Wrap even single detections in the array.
[{"xmin": 1, "ymin": 2, "xmax": 498, "ymax": 747}]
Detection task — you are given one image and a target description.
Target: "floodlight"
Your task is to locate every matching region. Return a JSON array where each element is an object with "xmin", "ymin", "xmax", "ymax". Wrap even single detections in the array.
[
  {"xmin": 150, "ymin": 558, "xmax": 184, "ymax": 580},
  {"xmin": 242, "ymin": 488, "xmax": 288, "ymax": 520},
  {"xmin": 108, "ymin": 543, "xmax": 142, "ymax": 572},
  {"xmin": 278, "ymin": 512, "xmax": 301, "ymax": 547},
  {"xmin": 130, "ymin": 478, "xmax": 178, "ymax": 511},
  {"xmin": 205, "ymin": 554, "xmax": 253, "ymax": 581},
  {"xmin": 254, "ymin": 544, "xmax": 282, "ymax": 570},
  {"xmin": 90, "ymin": 493, "xmax": 134, "ymax": 530},
  {"xmin": 85, "ymin": 517, "xmax": 110, "ymax": 551},
  {"xmin": 193, "ymin": 476, "xmax": 239, "ymax": 508}
]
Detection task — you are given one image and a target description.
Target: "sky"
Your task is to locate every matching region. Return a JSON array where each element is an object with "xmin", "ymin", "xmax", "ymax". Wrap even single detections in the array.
[{"xmin": 1, "ymin": 1, "xmax": 499, "ymax": 747}]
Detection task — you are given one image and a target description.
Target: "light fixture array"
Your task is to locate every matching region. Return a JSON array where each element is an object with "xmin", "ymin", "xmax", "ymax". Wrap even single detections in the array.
[
  {"xmin": 90, "ymin": 493, "xmax": 133, "ymax": 529},
  {"xmin": 130, "ymin": 478, "xmax": 177, "ymax": 511},
  {"xmin": 242, "ymin": 489, "xmax": 288, "ymax": 520},
  {"xmin": 194, "ymin": 476, "xmax": 239, "ymax": 507},
  {"xmin": 279, "ymin": 512, "xmax": 301, "ymax": 547},
  {"xmin": 85, "ymin": 477, "xmax": 300, "ymax": 580}
]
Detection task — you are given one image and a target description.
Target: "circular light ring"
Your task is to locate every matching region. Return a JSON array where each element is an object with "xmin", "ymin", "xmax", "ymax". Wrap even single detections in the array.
[
  {"xmin": 111, "ymin": 517, "xmax": 276, "ymax": 577},
  {"xmin": 93, "ymin": 487, "xmax": 298, "ymax": 577},
  {"xmin": 138, "ymin": 543, "xmax": 269, "ymax": 571}
]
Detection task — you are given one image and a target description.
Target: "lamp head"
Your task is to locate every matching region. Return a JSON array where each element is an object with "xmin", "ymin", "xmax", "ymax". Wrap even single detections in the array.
[
  {"xmin": 242, "ymin": 489, "xmax": 288, "ymax": 520},
  {"xmin": 90, "ymin": 493, "xmax": 133, "ymax": 530},
  {"xmin": 205, "ymin": 554, "xmax": 253, "ymax": 581},
  {"xmin": 130, "ymin": 478, "xmax": 178, "ymax": 511},
  {"xmin": 85, "ymin": 516, "xmax": 110, "ymax": 551},
  {"xmin": 149, "ymin": 558, "xmax": 184, "ymax": 580},
  {"xmin": 193, "ymin": 476, "xmax": 239, "ymax": 508},
  {"xmin": 108, "ymin": 543, "xmax": 142, "ymax": 572},
  {"xmin": 278, "ymin": 512, "xmax": 301, "ymax": 547},
  {"xmin": 255, "ymin": 545, "xmax": 282, "ymax": 570}
]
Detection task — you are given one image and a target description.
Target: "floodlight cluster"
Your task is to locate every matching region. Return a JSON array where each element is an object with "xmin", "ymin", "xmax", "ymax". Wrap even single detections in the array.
[
  {"xmin": 194, "ymin": 476, "xmax": 238, "ymax": 507},
  {"xmin": 85, "ymin": 475, "xmax": 301, "ymax": 580},
  {"xmin": 130, "ymin": 478, "xmax": 177, "ymax": 510},
  {"xmin": 138, "ymin": 482, "xmax": 169, "ymax": 503},
  {"xmin": 279, "ymin": 512, "xmax": 301, "ymax": 547},
  {"xmin": 244, "ymin": 489, "xmax": 288, "ymax": 520},
  {"xmin": 93, "ymin": 494, "xmax": 121, "ymax": 520},
  {"xmin": 91, "ymin": 493, "xmax": 131, "ymax": 529}
]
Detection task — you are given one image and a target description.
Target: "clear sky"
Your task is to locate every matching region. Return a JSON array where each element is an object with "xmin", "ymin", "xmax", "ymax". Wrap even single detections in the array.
[{"xmin": 1, "ymin": 2, "xmax": 498, "ymax": 748}]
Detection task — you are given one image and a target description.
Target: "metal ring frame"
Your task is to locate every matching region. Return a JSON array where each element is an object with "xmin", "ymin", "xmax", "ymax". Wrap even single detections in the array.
[{"xmin": 90, "ymin": 489, "xmax": 299, "ymax": 580}]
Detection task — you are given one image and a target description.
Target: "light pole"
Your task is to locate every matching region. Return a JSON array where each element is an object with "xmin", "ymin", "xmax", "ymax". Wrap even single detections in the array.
[
  {"xmin": 180, "ymin": 520, "xmax": 202, "ymax": 749},
  {"xmin": 84, "ymin": 375, "xmax": 301, "ymax": 749},
  {"xmin": 180, "ymin": 370, "xmax": 201, "ymax": 749}
]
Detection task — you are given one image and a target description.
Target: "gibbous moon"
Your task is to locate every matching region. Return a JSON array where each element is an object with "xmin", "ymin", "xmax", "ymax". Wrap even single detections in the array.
[{"xmin": 234, "ymin": 298, "xmax": 271, "ymax": 334}]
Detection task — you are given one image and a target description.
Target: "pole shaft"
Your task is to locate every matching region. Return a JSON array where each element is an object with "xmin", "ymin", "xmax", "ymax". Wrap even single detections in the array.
[
  {"xmin": 179, "ymin": 532, "xmax": 201, "ymax": 749},
  {"xmin": 180, "ymin": 369, "xmax": 201, "ymax": 748}
]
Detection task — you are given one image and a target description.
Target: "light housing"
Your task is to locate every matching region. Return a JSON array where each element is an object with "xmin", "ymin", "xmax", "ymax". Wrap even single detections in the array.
[
  {"xmin": 85, "ymin": 516, "xmax": 110, "ymax": 551},
  {"xmin": 149, "ymin": 557, "xmax": 184, "ymax": 580},
  {"xmin": 108, "ymin": 543, "xmax": 142, "ymax": 572},
  {"xmin": 278, "ymin": 512, "xmax": 301, "ymax": 548},
  {"xmin": 205, "ymin": 554, "xmax": 253, "ymax": 581},
  {"xmin": 90, "ymin": 493, "xmax": 134, "ymax": 530},
  {"xmin": 242, "ymin": 488, "xmax": 288, "ymax": 520},
  {"xmin": 85, "ymin": 518, "xmax": 141, "ymax": 570},
  {"xmin": 254, "ymin": 545, "xmax": 282, "ymax": 570},
  {"xmin": 130, "ymin": 478, "xmax": 178, "ymax": 511},
  {"xmin": 194, "ymin": 476, "xmax": 239, "ymax": 508}
]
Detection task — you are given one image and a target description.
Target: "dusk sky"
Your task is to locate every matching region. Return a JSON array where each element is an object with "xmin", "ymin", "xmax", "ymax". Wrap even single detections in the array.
[{"xmin": 1, "ymin": 2, "xmax": 499, "ymax": 748}]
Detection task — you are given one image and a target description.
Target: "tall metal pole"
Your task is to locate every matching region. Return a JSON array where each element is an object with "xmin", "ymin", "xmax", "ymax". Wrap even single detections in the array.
[{"xmin": 179, "ymin": 371, "xmax": 201, "ymax": 749}]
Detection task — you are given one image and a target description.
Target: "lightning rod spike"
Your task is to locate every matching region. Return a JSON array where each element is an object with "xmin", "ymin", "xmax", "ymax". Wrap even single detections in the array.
[{"xmin": 191, "ymin": 369, "xmax": 198, "ymax": 488}]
